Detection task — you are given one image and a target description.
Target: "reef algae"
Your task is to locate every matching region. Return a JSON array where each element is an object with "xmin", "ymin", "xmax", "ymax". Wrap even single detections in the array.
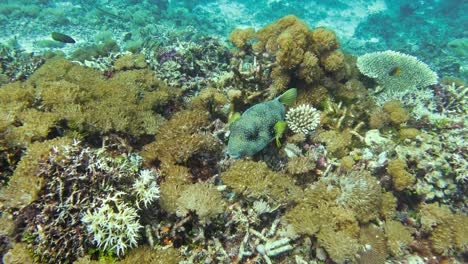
[{"xmin": 227, "ymin": 88, "xmax": 297, "ymax": 158}]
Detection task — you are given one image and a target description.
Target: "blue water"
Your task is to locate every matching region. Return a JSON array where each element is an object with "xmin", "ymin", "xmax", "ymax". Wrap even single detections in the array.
[{"xmin": 0, "ymin": 1, "xmax": 467, "ymax": 263}]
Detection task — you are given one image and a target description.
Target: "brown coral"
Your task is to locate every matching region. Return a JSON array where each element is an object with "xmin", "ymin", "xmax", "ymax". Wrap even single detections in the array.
[
  {"xmin": 309, "ymin": 27, "xmax": 340, "ymax": 54},
  {"xmin": 320, "ymin": 50, "xmax": 345, "ymax": 72},
  {"xmin": 229, "ymin": 28, "xmax": 255, "ymax": 49},
  {"xmin": 176, "ymin": 182, "xmax": 226, "ymax": 224},
  {"xmin": 387, "ymin": 159, "xmax": 415, "ymax": 191},
  {"xmin": 221, "ymin": 160, "xmax": 300, "ymax": 204}
]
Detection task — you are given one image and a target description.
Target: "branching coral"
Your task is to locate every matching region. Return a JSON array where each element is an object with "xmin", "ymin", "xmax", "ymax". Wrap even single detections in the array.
[
  {"xmin": 81, "ymin": 193, "xmax": 142, "ymax": 256},
  {"xmin": 11, "ymin": 140, "xmax": 153, "ymax": 262},
  {"xmin": 132, "ymin": 169, "xmax": 160, "ymax": 209}
]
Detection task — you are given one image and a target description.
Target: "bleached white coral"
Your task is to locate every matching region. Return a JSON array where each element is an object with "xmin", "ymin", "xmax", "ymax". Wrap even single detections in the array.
[
  {"xmin": 285, "ymin": 104, "xmax": 320, "ymax": 135},
  {"xmin": 81, "ymin": 194, "xmax": 142, "ymax": 256},
  {"xmin": 132, "ymin": 169, "xmax": 160, "ymax": 208}
]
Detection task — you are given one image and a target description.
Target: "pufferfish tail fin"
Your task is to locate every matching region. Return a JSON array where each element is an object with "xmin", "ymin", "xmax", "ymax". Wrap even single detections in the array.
[{"xmin": 277, "ymin": 88, "xmax": 297, "ymax": 106}]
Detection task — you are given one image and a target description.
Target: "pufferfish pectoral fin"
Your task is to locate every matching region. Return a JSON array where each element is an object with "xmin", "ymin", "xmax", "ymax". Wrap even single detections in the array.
[
  {"xmin": 227, "ymin": 112, "xmax": 241, "ymax": 126},
  {"xmin": 274, "ymin": 120, "xmax": 287, "ymax": 147}
]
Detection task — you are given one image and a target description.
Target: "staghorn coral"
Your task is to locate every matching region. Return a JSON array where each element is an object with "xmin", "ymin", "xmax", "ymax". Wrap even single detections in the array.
[
  {"xmin": 132, "ymin": 169, "xmax": 160, "ymax": 209},
  {"xmin": 81, "ymin": 194, "xmax": 142, "ymax": 256}
]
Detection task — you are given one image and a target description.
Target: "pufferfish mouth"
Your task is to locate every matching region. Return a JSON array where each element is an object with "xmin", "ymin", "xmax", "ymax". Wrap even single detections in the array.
[{"xmin": 226, "ymin": 151, "xmax": 241, "ymax": 159}]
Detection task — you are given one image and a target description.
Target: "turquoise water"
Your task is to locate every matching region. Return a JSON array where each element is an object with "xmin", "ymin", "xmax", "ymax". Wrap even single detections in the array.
[{"xmin": 0, "ymin": 1, "xmax": 466, "ymax": 263}]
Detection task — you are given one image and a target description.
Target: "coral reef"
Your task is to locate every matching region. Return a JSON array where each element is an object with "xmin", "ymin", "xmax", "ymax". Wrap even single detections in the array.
[
  {"xmin": 8, "ymin": 140, "xmax": 156, "ymax": 262},
  {"xmin": 0, "ymin": 11, "xmax": 466, "ymax": 264}
]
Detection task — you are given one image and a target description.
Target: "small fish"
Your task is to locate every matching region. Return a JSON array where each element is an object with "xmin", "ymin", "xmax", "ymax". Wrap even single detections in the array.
[
  {"xmin": 227, "ymin": 88, "xmax": 297, "ymax": 158},
  {"xmin": 388, "ymin": 67, "xmax": 401, "ymax": 76},
  {"xmin": 51, "ymin": 32, "xmax": 76, "ymax": 44}
]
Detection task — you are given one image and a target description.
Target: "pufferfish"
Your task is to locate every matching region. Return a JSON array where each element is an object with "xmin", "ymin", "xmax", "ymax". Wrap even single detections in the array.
[{"xmin": 226, "ymin": 88, "xmax": 297, "ymax": 158}]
